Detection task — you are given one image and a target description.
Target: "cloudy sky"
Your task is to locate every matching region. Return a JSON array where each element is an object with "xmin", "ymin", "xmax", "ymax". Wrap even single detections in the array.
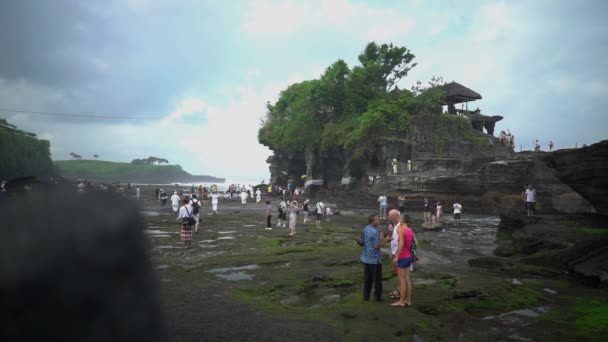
[{"xmin": 1, "ymin": 0, "xmax": 606, "ymax": 182}]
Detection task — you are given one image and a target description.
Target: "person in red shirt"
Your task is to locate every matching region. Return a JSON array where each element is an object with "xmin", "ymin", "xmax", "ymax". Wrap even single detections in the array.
[{"xmin": 392, "ymin": 214, "xmax": 415, "ymax": 307}]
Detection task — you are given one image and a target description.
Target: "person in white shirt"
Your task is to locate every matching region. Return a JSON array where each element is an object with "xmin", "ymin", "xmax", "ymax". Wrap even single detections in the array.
[
  {"xmin": 189, "ymin": 194, "xmax": 201, "ymax": 233},
  {"xmin": 135, "ymin": 187, "xmax": 141, "ymax": 200},
  {"xmin": 211, "ymin": 192, "xmax": 220, "ymax": 215},
  {"xmin": 315, "ymin": 201, "xmax": 325, "ymax": 229},
  {"xmin": 170, "ymin": 191, "xmax": 180, "ymax": 213},
  {"xmin": 278, "ymin": 199, "xmax": 287, "ymax": 227},
  {"xmin": 176, "ymin": 197, "xmax": 194, "ymax": 248},
  {"xmin": 523, "ymin": 184, "xmax": 537, "ymax": 216},
  {"xmin": 255, "ymin": 188, "xmax": 262, "ymax": 203},
  {"xmin": 240, "ymin": 190, "xmax": 249, "ymax": 207},
  {"xmin": 453, "ymin": 202, "xmax": 463, "ymax": 227},
  {"xmin": 378, "ymin": 194, "xmax": 388, "ymax": 220}
]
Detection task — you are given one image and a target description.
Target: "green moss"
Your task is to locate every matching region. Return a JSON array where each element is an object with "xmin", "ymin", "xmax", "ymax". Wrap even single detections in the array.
[
  {"xmin": 574, "ymin": 299, "xmax": 608, "ymax": 336},
  {"xmin": 447, "ymin": 285, "xmax": 543, "ymax": 316},
  {"xmin": 496, "ymin": 229, "xmax": 513, "ymax": 241},
  {"xmin": 544, "ymin": 298, "xmax": 608, "ymax": 340},
  {"xmin": 561, "ymin": 221, "xmax": 607, "ymax": 235}
]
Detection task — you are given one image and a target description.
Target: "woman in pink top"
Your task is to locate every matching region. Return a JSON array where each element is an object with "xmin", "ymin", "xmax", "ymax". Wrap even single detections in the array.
[{"xmin": 392, "ymin": 214, "xmax": 415, "ymax": 307}]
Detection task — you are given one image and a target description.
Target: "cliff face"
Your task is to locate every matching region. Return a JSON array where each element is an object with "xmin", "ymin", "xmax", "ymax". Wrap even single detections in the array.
[
  {"xmin": 373, "ymin": 145, "xmax": 604, "ymax": 215},
  {"xmin": 266, "ymin": 114, "xmax": 512, "ymax": 186},
  {"xmin": 541, "ymin": 140, "xmax": 608, "ymax": 216}
]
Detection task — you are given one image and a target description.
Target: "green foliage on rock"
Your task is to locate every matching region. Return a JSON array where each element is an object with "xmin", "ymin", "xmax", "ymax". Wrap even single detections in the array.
[
  {"xmin": 258, "ymin": 42, "xmax": 445, "ymax": 161},
  {"xmin": 0, "ymin": 118, "xmax": 53, "ymax": 179}
]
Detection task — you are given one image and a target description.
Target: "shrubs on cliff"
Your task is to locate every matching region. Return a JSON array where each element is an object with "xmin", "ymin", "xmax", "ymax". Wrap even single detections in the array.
[
  {"xmin": 258, "ymin": 42, "xmax": 444, "ymax": 160},
  {"xmin": 0, "ymin": 118, "xmax": 53, "ymax": 179}
]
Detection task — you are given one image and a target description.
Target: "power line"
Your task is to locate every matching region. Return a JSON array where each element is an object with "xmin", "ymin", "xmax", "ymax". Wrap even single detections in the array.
[{"xmin": 0, "ymin": 108, "xmax": 165, "ymax": 120}]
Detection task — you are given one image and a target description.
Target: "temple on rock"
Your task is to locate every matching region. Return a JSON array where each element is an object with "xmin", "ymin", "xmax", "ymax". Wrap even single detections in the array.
[
  {"xmin": 441, "ymin": 81, "xmax": 503, "ymax": 136},
  {"xmin": 263, "ymin": 80, "xmax": 514, "ymax": 190}
]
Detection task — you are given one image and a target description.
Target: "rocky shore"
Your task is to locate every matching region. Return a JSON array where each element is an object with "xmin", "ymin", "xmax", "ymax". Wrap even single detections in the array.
[{"xmin": 134, "ymin": 182, "xmax": 607, "ymax": 341}]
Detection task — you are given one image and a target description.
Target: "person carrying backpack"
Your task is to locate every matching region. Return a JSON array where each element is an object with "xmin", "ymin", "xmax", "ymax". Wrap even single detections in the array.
[
  {"xmin": 176, "ymin": 198, "xmax": 195, "ymax": 248},
  {"xmin": 189, "ymin": 194, "xmax": 201, "ymax": 233}
]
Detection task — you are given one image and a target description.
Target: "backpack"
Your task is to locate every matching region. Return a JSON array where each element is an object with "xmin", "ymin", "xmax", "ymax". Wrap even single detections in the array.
[
  {"xmin": 410, "ymin": 239, "xmax": 419, "ymax": 262},
  {"xmin": 182, "ymin": 207, "xmax": 196, "ymax": 229},
  {"xmin": 192, "ymin": 199, "xmax": 200, "ymax": 214}
]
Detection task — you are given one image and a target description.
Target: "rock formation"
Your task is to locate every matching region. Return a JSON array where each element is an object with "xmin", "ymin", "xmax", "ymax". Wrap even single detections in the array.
[{"xmin": 266, "ymin": 114, "xmax": 513, "ymax": 189}]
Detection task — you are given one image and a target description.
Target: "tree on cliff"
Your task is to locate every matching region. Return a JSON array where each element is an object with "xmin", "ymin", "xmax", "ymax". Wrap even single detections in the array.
[
  {"xmin": 0, "ymin": 118, "xmax": 53, "ymax": 179},
  {"xmin": 130, "ymin": 157, "xmax": 169, "ymax": 165},
  {"xmin": 93, "ymin": 154, "xmax": 99, "ymax": 159},
  {"xmin": 258, "ymin": 41, "xmax": 445, "ymax": 160},
  {"xmin": 69, "ymin": 152, "xmax": 82, "ymax": 159}
]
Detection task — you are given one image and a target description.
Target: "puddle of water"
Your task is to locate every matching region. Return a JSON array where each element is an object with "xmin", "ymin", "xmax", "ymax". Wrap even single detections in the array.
[
  {"xmin": 215, "ymin": 272, "xmax": 254, "ymax": 281},
  {"xmin": 200, "ymin": 240, "xmax": 216, "ymax": 243},
  {"xmin": 145, "ymin": 229, "xmax": 166, "ymax": 234},
  {"xmin": 219, "ymin": 231, "xmax": 238, "ymax": 234},
  {"xmin": 482, "ymin": 306, "xmax": 550, "ymax": 320},
  {"xmin": 156, "ymin": 265, "xmax": 169, "ymax": 269},
  {"xmin": 155, "ymin": 245, "xmax": 181, "ymax": 249},
  {"xmin": 209, "ymin": 264, "xmax": 260, "ymax": 273},
  {"xmin": 217, "ymin": 236, "xmax": 235, "ymax": 240},
  {"xmin": 242, "ymin": 225, "xmax": 256, "ymax": 227},
  {"xmin": 140, "ymin": 211, "xmax": 161, "ymax": 217}
]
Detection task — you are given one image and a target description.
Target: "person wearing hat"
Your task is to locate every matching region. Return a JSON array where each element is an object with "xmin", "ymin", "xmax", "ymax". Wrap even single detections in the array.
[{"xmin": 288, "ymin": 201, "xmax": 299, "ymax": 236}]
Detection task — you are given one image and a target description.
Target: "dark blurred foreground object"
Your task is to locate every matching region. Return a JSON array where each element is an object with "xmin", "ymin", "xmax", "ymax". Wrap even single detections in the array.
[{"xmin": 0, "ymin": 189, "xmax": 165, "ymax": 341}]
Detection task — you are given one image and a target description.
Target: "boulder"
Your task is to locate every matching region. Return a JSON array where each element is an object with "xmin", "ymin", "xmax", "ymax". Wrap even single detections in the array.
[{"xmin": 422, "ymin": 222, "xmax": 443, "ymax": 230}]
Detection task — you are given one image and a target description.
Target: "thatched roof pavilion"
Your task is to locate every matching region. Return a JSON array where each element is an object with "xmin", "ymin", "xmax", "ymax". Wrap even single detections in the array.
[{"xmin": 441, "ymin": 82, "xmax": 482, "ymax": 114}]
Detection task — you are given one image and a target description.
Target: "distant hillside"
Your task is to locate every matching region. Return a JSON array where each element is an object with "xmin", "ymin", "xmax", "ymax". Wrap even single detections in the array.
[{"xmin": 54, "ymin": 160, "xmax": 224, "ymax": 184}]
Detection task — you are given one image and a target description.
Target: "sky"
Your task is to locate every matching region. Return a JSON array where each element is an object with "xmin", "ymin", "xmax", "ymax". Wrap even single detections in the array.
[{"xmin": 1, "ymin": 0, "xmax": 607, "ymax": 183}]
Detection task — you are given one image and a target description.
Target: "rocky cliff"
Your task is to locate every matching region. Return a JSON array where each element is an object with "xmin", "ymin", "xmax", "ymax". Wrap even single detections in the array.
[
  {"xmin": 266, "ymin": 114, "xmax": 513, "ymax": 188},
  {"xmin": 541, "ymin": 140, "xmax": 608, "ymax": 216}
]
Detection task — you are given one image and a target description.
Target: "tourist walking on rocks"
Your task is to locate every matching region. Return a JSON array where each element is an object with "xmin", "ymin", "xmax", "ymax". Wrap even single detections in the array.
[
  {"xmin": 315, "ymin": 200, "xmax": 325, "ymax": 229},
  {"xmin": 392, "ymin": 214, "xmax": 415, "ymax": 307},
  {"xmin": 398, "ymin": 194, "xmax": 407, "ymax": 213},
  {"xmin": 265, "ymin": 200, "xmax": 273, "ymax": 230},
  {"xmin": 524, "ymin": 184, "xmax": 537, "ymax": 217},
  {"xmin": 190, "ymin": 194, "xmax": 201, "ymax": 233},
  {"xmin": 176, "ymin": 198, "xmax": 194, "ymax": 248},
  {"xmin": 159, "ymin": 189, "xmax": 168, "ymax": 206},
  {"xmin": 387, "ymin": 209, "xmax": 402, "ymax": 300},
  {"xmin": 361, "ymin": 214, "xmax": 384, "ymax": 302},
  {"xmin": 435, "ymin": 201, "xmax": 443, "ymax": 223},
  {"xmin": 211, "ymin": 192, "xmax": 220, "ymax": 215},
  {"xmin": 378, "ymin": 194, "xmax": 388, "ymax": 220},
  {"xmin": 302, "ymin": 200, "xmax": 310, "ymax": 224},
  {"xmin": 135, "ymin": 187, "xmax": 140, "ymax": 200},
  {"xmin": 430, "ymin": 200, "xmax": 438, "ymax": 223},
  {"xmin": 277, "ymin": 199, "xmax": 287, "ymax": 227},
  {"xmin": 423, "ymin": 198, "xmax": 431, "ymax": 223},
  {"xmin": 549, "ymin": 140, "xmax": 554, "ymax": 152},
  {"xmin": 256, "ymin": 188, "xmax": 262, "ymax": 203},
  {"xmin": 288, "ymin": 201, "xmax": 299, "ymax": 236},
  {"xmin": 202, "ymin": 187, "xmax": 209, "ymax": 207},
  {"xmin": 171, "ymin": 191, "xmax": 180, "ymax": 213},
  {"xmin": 453, "ymin": 201, "xmax": 462, "ymax": 226},
  {"xmin": 240, "ymin": 190, "xmax": 248, "ymax": 207}
]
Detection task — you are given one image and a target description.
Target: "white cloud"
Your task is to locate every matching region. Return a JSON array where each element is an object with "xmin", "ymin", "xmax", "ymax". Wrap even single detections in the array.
[
  {"xmin": 243, "ymin": 0, "xmax": 415, "ymax": 42},
  {"xmin": 162, "ymin": 98, "xmax": 207, "ymax": 124},
  {"xmin": 242, "ymin": 0, "xmax": 311, "ymax": 36}
]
